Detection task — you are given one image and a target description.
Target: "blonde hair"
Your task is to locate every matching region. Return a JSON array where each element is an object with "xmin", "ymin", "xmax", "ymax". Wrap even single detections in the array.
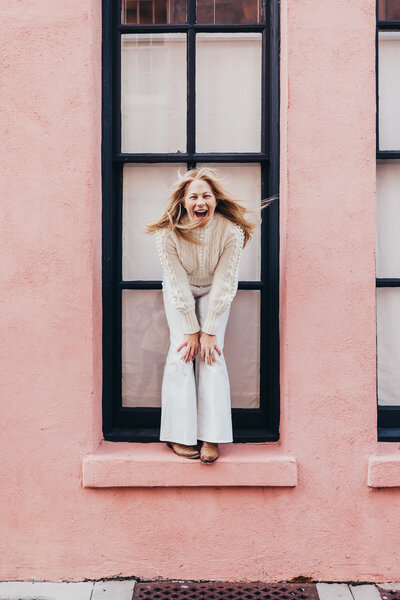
[{"xmin": 146, "ymin": 167, "xmax": 271, "ymax": 248}]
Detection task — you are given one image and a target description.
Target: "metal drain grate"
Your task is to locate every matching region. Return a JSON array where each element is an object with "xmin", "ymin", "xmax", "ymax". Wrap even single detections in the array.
[
  {"xmin": 377, "ymin": 586, "xmax": 400, "ymax": 600},
  {"xmin": 132, "ymin": 582, "xmax": 320, "ymax": 600}
]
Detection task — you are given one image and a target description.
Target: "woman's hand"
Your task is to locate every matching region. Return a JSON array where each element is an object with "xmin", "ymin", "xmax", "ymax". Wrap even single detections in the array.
[
  {"xmin": 200, "ymin": 333, "xmax": 221, "ymax": 366},
  {"xmin": 177, "ymin": 333, "xmax": 199, "ymax": 363}
]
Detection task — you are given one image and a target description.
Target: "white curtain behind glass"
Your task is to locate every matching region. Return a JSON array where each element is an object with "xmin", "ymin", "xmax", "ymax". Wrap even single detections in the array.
[
  {"xmin": 198, "ymin": 163, "xmax": 261, "ymax": 281},
  {"xmin": 121, "ymin": 34, "xmax": 186, "ymax": 153},
  {"xmin": 379, "ymin": 32, "xmax": 400, "ymax": 150},
  {"xmin": 225, "ymin": 290, "xmax": 260, "ymax": 408},
  {"xmin": 376, "ymin": 161, "xmax": 400, "ymax": 278},
  {"xmin": 196, "ymin": 33, "xmax": 262, "ymax": 153},
  {"xmin": 377, "ymin": 288, "xmax": 400, "ymax": 406},
  {"xmin": 122, "ymin": 289, "xmax": 260, "ymax": 408},
  {"xmin": 123, "ymin": 163, "xmax": 187, "ymax": 281},
  {"xmin": 122, "ymin": 290, "xmax": 169, "ymax": 407}
]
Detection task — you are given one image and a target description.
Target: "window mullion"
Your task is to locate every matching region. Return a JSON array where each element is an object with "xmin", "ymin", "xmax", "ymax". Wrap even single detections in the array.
[
  {"xmin": 119, "ymin": 281, "xmax": 267, "ymax": 289},
  {"xmin": 187, "ymin": 29, "xmax": 196, "ymax": 156},
  {"xmin": 376, "ymin": 278, "xmax": 400, "ymax": 287},
  {"xmin": 118, "ymin": 25, "xmax": 265, "ymax": 33},
  {"xmin": 114, "ymin": 153, "xmax": 270, "ymax": 162},
  {"xmin": 114, "ymin": 1, "xmax": 122, "ymax": 158},
  {"xmin": 377, "ymin": 20, "xmax": 400, "ymax": 29}
]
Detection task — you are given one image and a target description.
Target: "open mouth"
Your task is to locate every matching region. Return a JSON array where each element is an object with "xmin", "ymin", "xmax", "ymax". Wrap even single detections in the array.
[{"xmin": 194, "ymin": 209, "xmax": 208, "ymax": 218}]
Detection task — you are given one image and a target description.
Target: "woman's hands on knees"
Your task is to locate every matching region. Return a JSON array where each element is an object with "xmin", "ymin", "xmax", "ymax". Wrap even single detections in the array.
[
  {"xmin": 177, "ymin": 332, "xmax": 222, "ymax": 366},
  {"xmin": 200, "ymin": 333, "xmax": 221, "ymax": 366},
  {"xmin": 177, "ymin": 333, "xmax": 199, "ymax": 363}
]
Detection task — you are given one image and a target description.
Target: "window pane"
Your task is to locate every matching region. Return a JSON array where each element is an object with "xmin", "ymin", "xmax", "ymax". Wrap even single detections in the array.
[
  {"xmin": 196, "ymin": 33, "xmax": 262, "ymax": 153},
  {"xmin": 198, "ymin": 163, "xmax": 261, "ymax": 281},
  {"xmin": 378, "ymin": 0, "xmax": 400, "ymax": 20},
  {"xmin": 377, "ymin": 288, "xmax": 400, "ymax": 406},
  {"xmin": 123, "ymin": 163, "xmax": 187, "ymax": 281},
  {"xmin": 196, "ymin": 0, "xmax": 262, "ymax": 23},
  {"xmin": 225, "ymin": 290, "xmax": 260, "ymax": 408},
  {"xmin": 121, "ymin": 0, "xmax": 186, "ymax": 24},
  {"xmin": 377, "ymin": 160, "xmax": 400, "ymax": 278},
  {"xmin": 121, "ymin": 34, "xmax": 186, "ymax": 153},
  {"xmin": 122, "ymin": 290, "xmax": 169, "ymax": 407},
  {"xmin": 378, "ymin": 32, "xmax": 400, "ymax": 151},
  {"xmin": 122, "ymin": 290, "xmax": 260, "ymax": 408}
]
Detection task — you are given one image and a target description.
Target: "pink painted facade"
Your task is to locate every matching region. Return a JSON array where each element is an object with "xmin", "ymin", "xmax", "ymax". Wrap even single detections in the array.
[{"xmin": 1, "ymin": 0, "xmax": 398, "ymax": 583}]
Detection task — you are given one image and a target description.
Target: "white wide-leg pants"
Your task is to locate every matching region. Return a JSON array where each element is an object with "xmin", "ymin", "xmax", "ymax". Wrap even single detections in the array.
[{"xmin": 160, "ymin": 283, "xmax": 233, "ymax": 445}]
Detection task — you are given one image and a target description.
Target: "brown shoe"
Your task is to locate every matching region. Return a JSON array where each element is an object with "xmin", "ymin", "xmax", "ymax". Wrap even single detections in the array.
[
  {"xmin": 166, "ymin": 442, "xmax": 200, "ymax": 459},
  {"xmin": 200, "ymin": 442, "xmax": 219, "ymax": 463}
]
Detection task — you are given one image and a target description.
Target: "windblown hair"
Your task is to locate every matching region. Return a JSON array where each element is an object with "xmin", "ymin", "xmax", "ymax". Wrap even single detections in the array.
[{"xmin": 146, "ymin": 167, "xmax": 275, "ymax": 248}]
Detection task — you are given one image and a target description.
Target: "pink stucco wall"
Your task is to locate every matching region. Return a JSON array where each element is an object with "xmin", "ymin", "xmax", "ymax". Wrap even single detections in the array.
[{"xmin": 1, "ymin": 0, "xmax": 397, "ymax": 583}]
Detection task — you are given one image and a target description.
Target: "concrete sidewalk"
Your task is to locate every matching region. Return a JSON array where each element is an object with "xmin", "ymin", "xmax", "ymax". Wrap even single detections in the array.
[{"xmin": 0, "ymin": 580, "xmax": 399, "ymax": 599}]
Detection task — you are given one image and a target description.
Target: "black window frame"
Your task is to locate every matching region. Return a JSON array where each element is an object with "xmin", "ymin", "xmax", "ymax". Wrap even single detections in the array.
[
  {"xmin": 102, "ymin": 0, "xmax": 281, "ymax": 442},
  {"xmin": 376, "ymin": 0, "xmax": 400, "ymax": 441}
]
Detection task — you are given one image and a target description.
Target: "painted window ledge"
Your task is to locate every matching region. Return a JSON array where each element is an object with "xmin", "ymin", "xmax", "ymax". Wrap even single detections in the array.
[
  {"xmin": 82, "ymin": 442, "xmax": 297, "ymax": 488},
  {"xmin": 368, "ymin": 450, "xmax": 400, "ymax": 488}
]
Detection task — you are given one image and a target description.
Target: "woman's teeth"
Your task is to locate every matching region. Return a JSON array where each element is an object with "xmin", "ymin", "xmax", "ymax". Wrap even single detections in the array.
[{"xmin": 194, "ymin": 209, "xmax": 207, "ymax": 217}]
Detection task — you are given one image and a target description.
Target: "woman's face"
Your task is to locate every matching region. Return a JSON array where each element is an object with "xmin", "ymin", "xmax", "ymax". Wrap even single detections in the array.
[{"xmin": 183, "ymin": 179, "xmax": 217, "ymax": 224}]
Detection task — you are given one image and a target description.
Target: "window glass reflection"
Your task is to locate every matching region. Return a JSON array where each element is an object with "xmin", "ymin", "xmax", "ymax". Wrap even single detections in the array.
[
  {"xmin": 123, "ymin": 163, "xmax": 187, "ymax": 281},
  {"xmin": 122, "ymin": 0, "xmax": 186, "ymax": 24},
  {"xmin": 379, "ymin": 0, "xmax": 400, "ymax": 20},
  {"xmin": 377, "ymin": 288, "xmax": 400, "ymax": 406},
  {"xmin": 225, "ymin": 291, "xmax": 260, "ymax": 409},
  {"xmin": 121, "ymin": 34, "xmax": 186, "ymax": 153},
  {"xmin": 378, "ymin": 32, "xmax": 400, "ymax": 150},
  {"xmin": 122, "ymin": 290, "xmax": 260, "ymax": 409},
  {"xmin": 376, "ymin": 160, "xmax": 400, "ymax": 278},
  {"xmin": 122, "ymin": 290, "xmax": 169, "ymax": 407},
  {"xmin": 198, "ymin": 163, "xmax": 262, "ymax": 281},
  {"xmin": 196, "ymin": 33, "xmax": 262, "ymax": 152},
  {"xmin": 197, "ymin": 0, "xmax": 262, "ymax": 24}
]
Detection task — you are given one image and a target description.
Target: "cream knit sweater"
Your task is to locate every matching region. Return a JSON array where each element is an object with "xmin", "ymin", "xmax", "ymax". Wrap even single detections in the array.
[{"xmin": 155, "ymin": 212, "xmax": 245, "ymax": 335}]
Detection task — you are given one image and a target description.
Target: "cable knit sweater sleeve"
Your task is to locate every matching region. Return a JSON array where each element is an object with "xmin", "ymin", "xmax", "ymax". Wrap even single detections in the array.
[
  {"xmin": 155, "ymin": 229, "xmax": 201, "ymax": 334},
  {"xmin": 202, "ymin": 224, "xmax": 245, "ymax": 335}
]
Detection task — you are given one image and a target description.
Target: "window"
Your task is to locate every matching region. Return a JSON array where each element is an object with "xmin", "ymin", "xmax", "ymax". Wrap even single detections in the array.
[
  {"xmin": 376, "ymin": 0, "xmax": 400, "ymax": 440},
  {"xmin": 102, "ymin": 0, "xmax": 280, "ymax": 442}
]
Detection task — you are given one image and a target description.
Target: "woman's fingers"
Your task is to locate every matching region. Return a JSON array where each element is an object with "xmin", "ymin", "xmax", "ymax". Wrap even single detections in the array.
[
  {"xmin": 178, "ymin": 341, "xmax": 198, "ymax": 362},
  {"xmin": 177, "ymin": 341, "xmax": 186, "ymax": 353},
  {"xmin": 202, "ymin": 347, "xmax": 216, "ymax": 365},
  {"xmin": 202, "ymin": 347, "xmax": 208, "ymax": 364},
  {"xmin": 187, "ymin": 346, "xmax": 197, "ymax": 363},
  {"xmin": 199, "ymin": 343, "xmax": 221, "ymax": 365},
  {"xmin": 178, "ymin": 333, "xmax": 200, "ymax": 361}
]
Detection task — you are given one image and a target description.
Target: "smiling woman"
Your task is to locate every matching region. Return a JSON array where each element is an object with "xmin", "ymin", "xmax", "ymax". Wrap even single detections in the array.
[
  {"xmin": 146, "ymin": 167, "xmax": 257, "ymax": 462},
  {"xmin": 185, "ymin": 179, "xmax": 217, "ymax": 221}
]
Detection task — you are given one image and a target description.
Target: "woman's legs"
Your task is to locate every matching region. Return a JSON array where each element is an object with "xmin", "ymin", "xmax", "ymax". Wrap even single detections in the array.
[
  {"xmin": 196, "ymin": 294, "xmax": 233, "ymax": 443},
  {"xmin": 159, "ymin": 290, "xmax": 198, "ymax": 446}
]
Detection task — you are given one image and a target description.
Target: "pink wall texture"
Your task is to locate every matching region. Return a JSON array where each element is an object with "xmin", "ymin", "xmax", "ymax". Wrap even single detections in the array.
[{"xmin": 0, "ymin": 0, "xmax": 396, "ymax": 584}]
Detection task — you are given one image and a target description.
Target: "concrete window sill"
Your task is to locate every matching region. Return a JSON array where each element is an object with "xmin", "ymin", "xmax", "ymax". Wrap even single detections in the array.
[
  {"xmin": 368, "ymin": 452, "xmax": 400, "ymax": 488},
  {"xmin": 82, "ymin": 442, "xmax": 297, "ymax": 488}
]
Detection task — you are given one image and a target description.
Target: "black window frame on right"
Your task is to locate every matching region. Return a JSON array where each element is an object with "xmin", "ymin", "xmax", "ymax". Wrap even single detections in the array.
[
  {"xmin": 102, "ymin": 0, "xmax": 281, "ymax": 443},
  {"xmin": 376, "ymin": 0, "xmax": 400, "ymax": 441}
]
